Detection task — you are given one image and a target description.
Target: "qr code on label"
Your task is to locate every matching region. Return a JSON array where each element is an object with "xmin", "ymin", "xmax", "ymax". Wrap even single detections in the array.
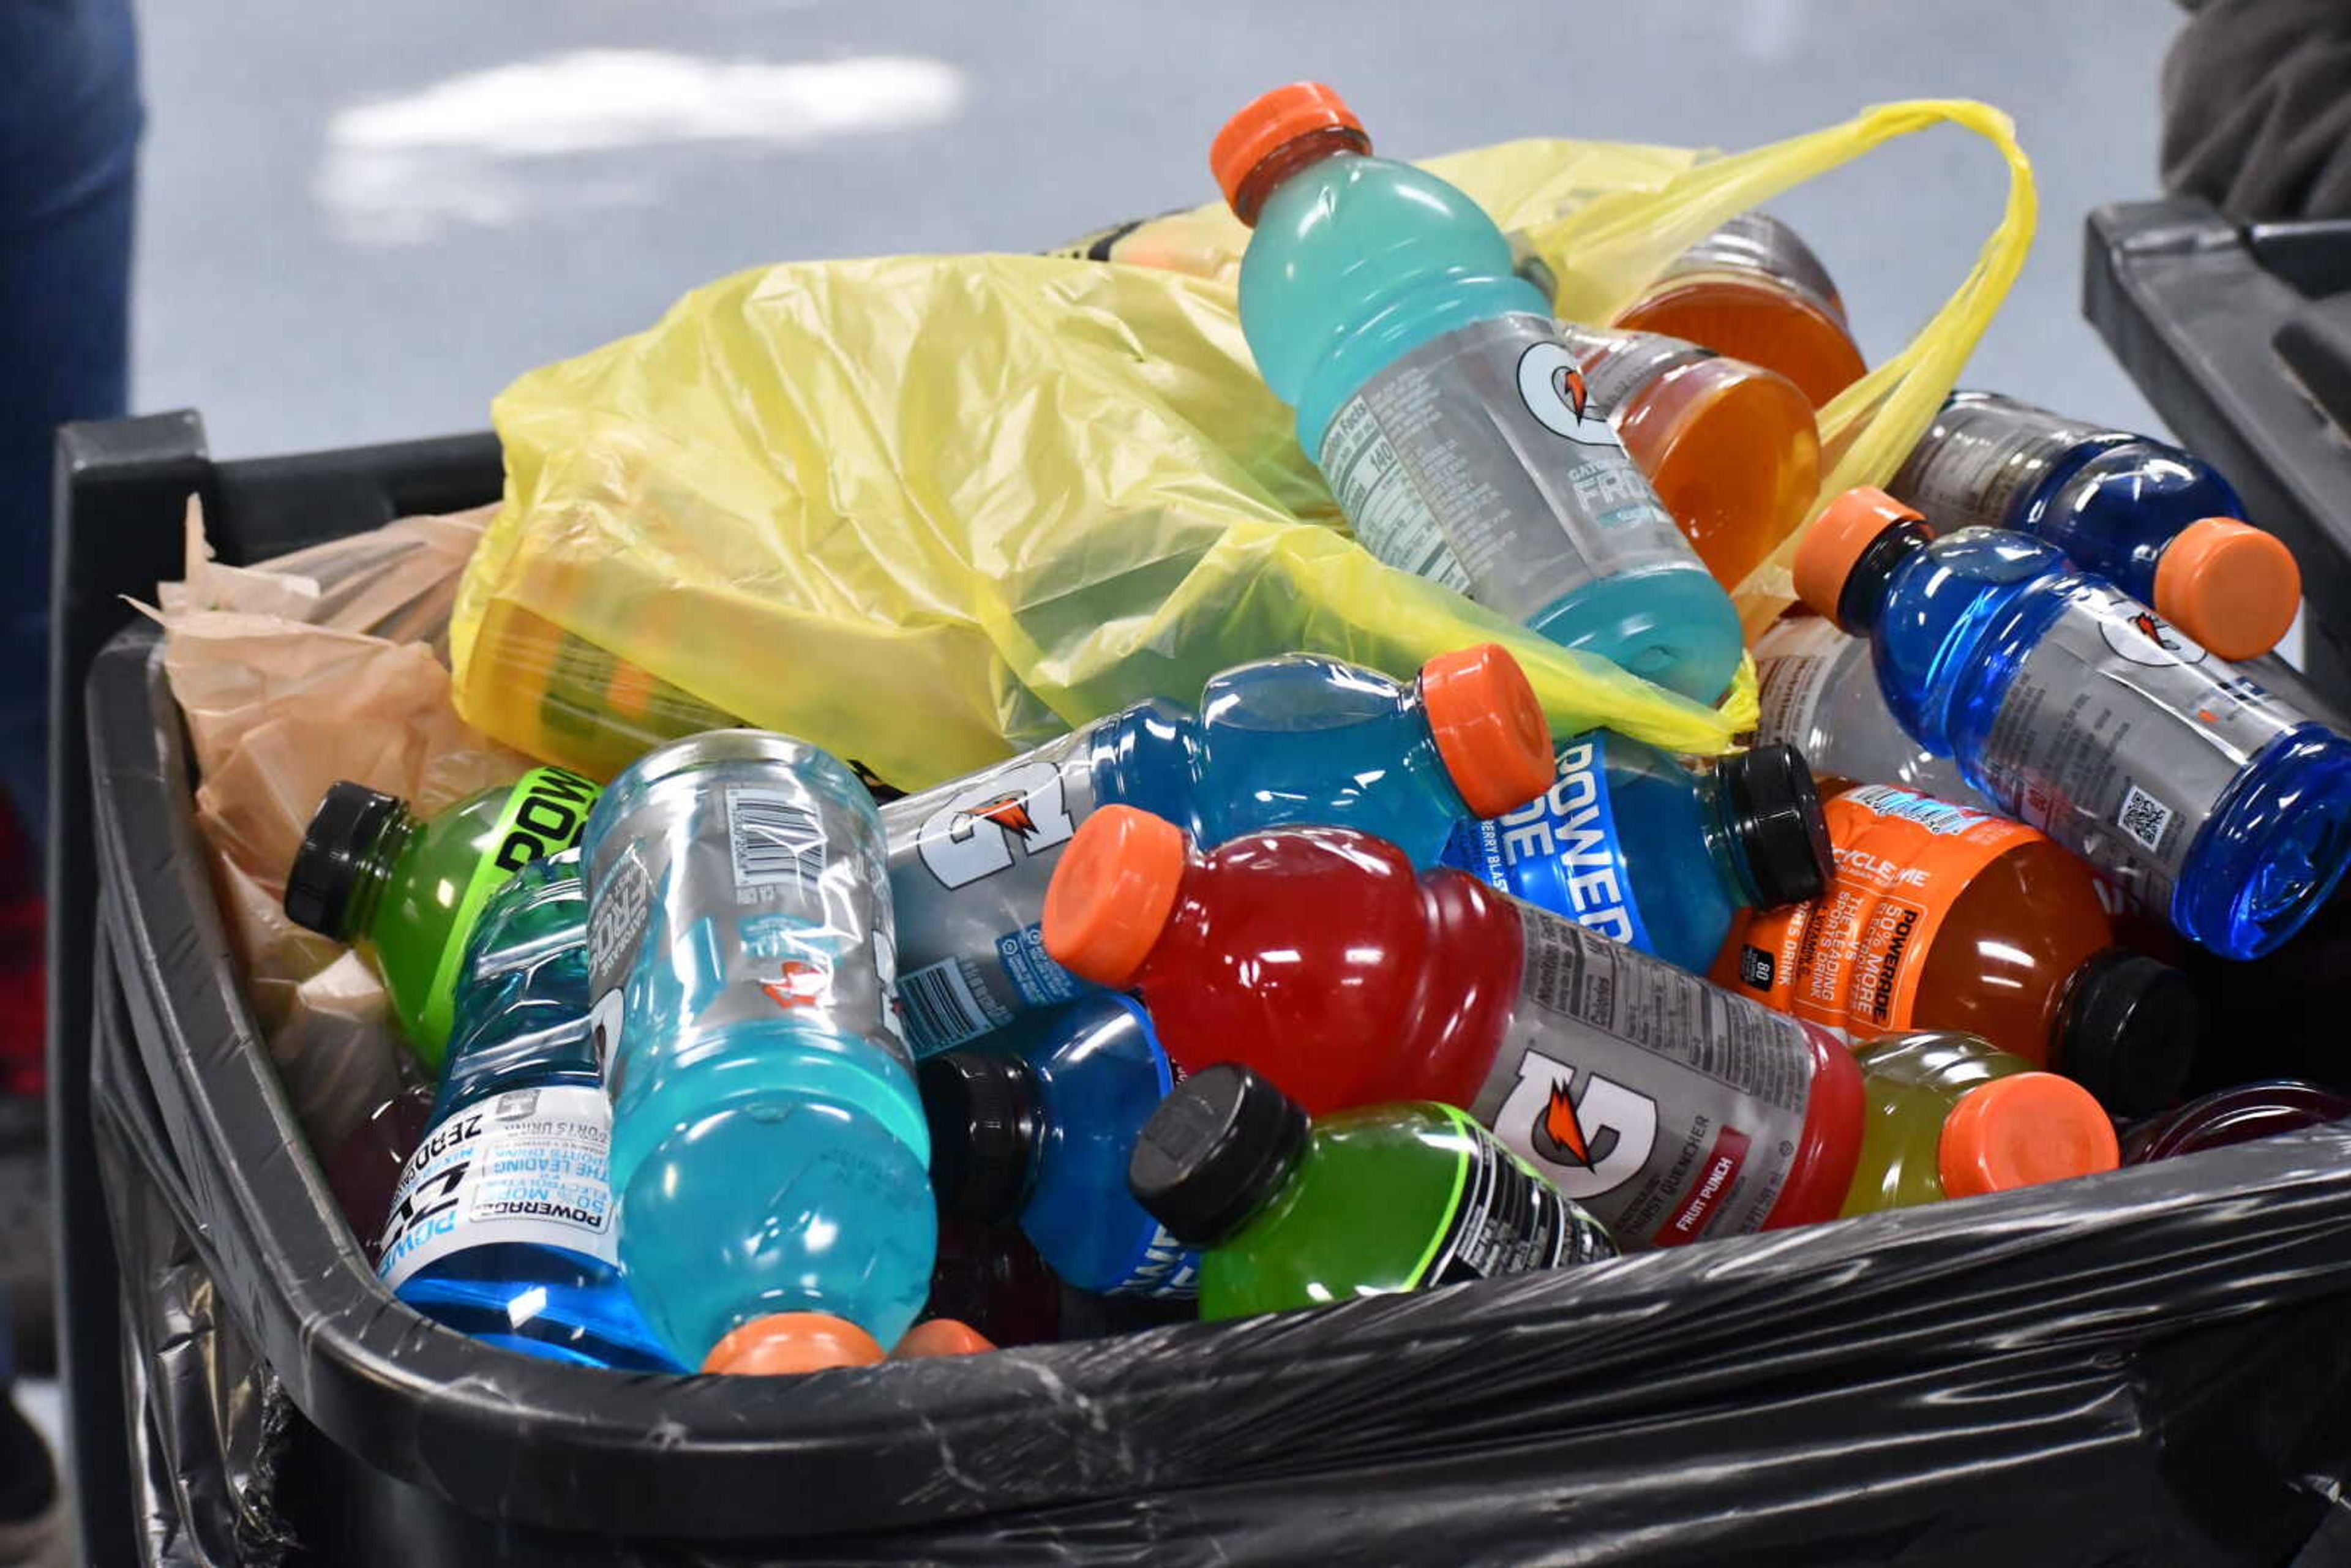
[{"xmin": 2118, "ymin": 783, "xmax": 2175, "ymax": 854}]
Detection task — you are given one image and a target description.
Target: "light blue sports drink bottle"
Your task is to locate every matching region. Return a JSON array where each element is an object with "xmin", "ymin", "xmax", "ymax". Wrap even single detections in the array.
[
  {"xmin": 1213, "ymin": 82, "xmax": 1744, "ymax": 702},
  {"xmin": 1795, "ymin": 487, "xmax": 2351, "ymax": 961},
  {"xmin": 375, "ymin": 850, "xmax": 677, "ymax": 1370},
  {"xmin": 582, "ymin": 731, "xmax": 934, "ymax": 1372},
  {"xmin": 883, "ymin": 645, "xmax": 1553, "ymax": 1055}
]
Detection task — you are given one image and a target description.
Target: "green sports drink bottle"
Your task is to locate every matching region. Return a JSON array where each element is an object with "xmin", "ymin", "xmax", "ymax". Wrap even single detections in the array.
[
  {"xmin": 283, "ymin": 767, "xmax": 601, "ymax": 1065},
  {"xmin": 1128, "ymin": 1063, "xmax": 1617, "ymax": 1320}
]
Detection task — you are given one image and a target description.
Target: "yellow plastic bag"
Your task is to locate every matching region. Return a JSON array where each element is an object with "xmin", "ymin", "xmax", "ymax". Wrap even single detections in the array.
[{"xmin": 453, "ymin": 100, "xmax": 2031, "ymax": 788}]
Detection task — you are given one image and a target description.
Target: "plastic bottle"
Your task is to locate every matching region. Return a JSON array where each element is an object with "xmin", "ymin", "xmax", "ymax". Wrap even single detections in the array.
[
  {"xmin": 1612, "ymin": 212, "xmax": 1867, "ymax": 408},
  {"xmin": 1044, "ymin": 808, "xmax": 1866, "ymax": 1250},
  {"xmin": 926, "ymin": 1220, "xmax": 1063, "ymax": 1348},
  {"xmin": 1129, "ymin": 1063, "xmax": 1618, "ymax": 1319},
  {"xmin": 1715, "ymin": 782, "xmax": 2198, "ymax": 1115},
  {"xmin": 1556, "ymin": 323, "xmax": 1822, "ymax": 591},
  {"xmin": 0, "ymin": 795, "xmax": 43, "ymax": 1098},
  {"xmin": 1215, "ymin": 82, "xmax": 1744, "ymax": 702},
  {"xmin": 1887, "ymin": 391, "xmax": 2298, "ymax": 661},
  {"xmin": 1752, "ymin": 612, "xmax": 1986, "ymax": 806},
  {"xmin": 328, "ymin": 1077, "xmax": 434, "ymax": 1256},
  {"xmin": 2123, "ymin": 1081, "xmax": 2351, "ymax": 1163},
  {"xmin": 581, "ymin": 731, "xmax": 934, "ymax": 1371},
  {"xmin": 920, "ymin": 996, "xmax": 1198, "ymax": 1298},
  {"xmin": 1795, "ymin": 487, "xmax": 2351, "ymax": 961},
  {"xmin": 1840, "ymin": 1030, "xmax": 2120, "ymax": 1216},
  {"xmin": 283, "ymin": 766, "xmax": 603, "ymax": 1064},
  {"xmin": 1441, "ymin": 733, "xmax": 1831, "ymax": 974},
  {"xmin": 884, "ymin": 646, "xmax": 1553, "ymax": 1055},
  {"xmin": 373, "ymin": 853, "xmax": 677, "ymax": 1371}
]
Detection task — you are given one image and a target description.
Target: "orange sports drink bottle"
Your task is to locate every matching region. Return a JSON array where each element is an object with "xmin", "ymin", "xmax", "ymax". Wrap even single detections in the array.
[
  {"xmin": 1714, "ymin": 783, "xmax": 2201, "ymax": 1115},
  {"xmin": 1613, "ymin": 212, "xmax": 1867, "ymax": 408},
  {"xmin": 1559, "ymin": 323, "xmax": 1822, "ymax": 590}
]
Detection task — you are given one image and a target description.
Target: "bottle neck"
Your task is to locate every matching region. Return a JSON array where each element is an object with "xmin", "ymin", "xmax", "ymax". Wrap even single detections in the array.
[
  {"xmin": 339, "ymin": 806, "xmax": 417, "ymax": 940},
  {"xmin": 1837, "ymin": 523, "xmax": 1934, "ymax": 634},
  {"xmin": 1693, "ymin": 776, "xmax": 1768, "ymax": 909},
  {"xmin": 1231, "ymin": 128, "xmax": 1370, "ymax": 226}
]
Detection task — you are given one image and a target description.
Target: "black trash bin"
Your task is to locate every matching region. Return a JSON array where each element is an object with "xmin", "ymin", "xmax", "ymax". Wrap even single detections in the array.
[{"xmin": 55, "ymin": 411, "xmax": 2351, "ymax": 1567}]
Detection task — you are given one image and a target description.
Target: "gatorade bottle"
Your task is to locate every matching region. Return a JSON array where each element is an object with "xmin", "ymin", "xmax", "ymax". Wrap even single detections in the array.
[
  {"xmin": 883, "ymin": 647, "xmax": 1553, "ymax": 1055},
  {"xmin": 920, "ymin": 995, "xmax": 1198, "ymax": 1299},
  {"xmin": 1840, "ymin": 1030, "xmax": 2120, "ymax": 1215},
  {"xmin": 1214, "ymin": 83, "xmax": 1744, "ymax": 702},
  {"xmin": 1888, "ymin": 391, "xmax": 2298, "ymax": 661},
  {"xmin": 1798, "ymin": 489, "xmax": 2351, "ymax": 960},
  {"xmin": 1557, "ymin": 323, "xmax": 1822, "ymax": 591},
  {"xmin": 283, "ymin": 766, "xmax": 602, "ymax": 1065},
  {"xmin": 1441, "ymin": 733, "xmax": 1831, "ymax": 974},
  {"xmin": 582, "ymin": 732, "xmax": 934, "ymax": 1370},
  {"xmin": 1715, "ymin": 783, "xmax": 2199, "ymax": 1115},
  {"xmin": 1752, "ymin": 613, "xmax": 1985, "ymax": 806},
  {"xmin": 1613, "ymin": 212, "xmax": 1867, "ymax": 408},
  {"xmin": 1045, "ymin": 808, "xmax": 1867, "ymax": 1249},
  {"xmin": 1129, "ymin": 1063, "xmax": 1618, "ymax": 1319},
  {"xmin": 2123, "ymin": 1081, "xmax": 2351, "ymax": 1163},
  {"xmin": 373, "ymin": 853, "xmax": 677, "ymax": 1370}
]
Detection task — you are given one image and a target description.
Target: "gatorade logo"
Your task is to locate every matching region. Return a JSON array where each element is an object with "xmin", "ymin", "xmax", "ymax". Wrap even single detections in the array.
[
  {"xmin": 915, "ymin": 762, "xmax": 1076, "ymax": 890},
  {"xmin": 2101, "ymin": 607, "xmax": 2208, "ymax": 669},
  {"xmin": 1516, "ymin": 340, "xmax": 1619, "ymax": 447},
  {"xmin": 493, "ymin": 767, "xmax": 599, "ymax": 873},
  {"xmin": 1494, "ymin": 1048, "xmax": 1656, "ymax": 1200}
]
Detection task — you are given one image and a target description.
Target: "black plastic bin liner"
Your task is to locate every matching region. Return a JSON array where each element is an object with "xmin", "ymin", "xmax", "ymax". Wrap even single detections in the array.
[{"xmin": 59, "ymin": 415, "xmax": 2351, "ymax": 1565}]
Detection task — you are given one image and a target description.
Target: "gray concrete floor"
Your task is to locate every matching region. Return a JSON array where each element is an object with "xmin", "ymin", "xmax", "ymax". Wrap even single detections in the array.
[{"xmin": 132, "ymin": 0, "xmax": 2180, "ymax": 458}]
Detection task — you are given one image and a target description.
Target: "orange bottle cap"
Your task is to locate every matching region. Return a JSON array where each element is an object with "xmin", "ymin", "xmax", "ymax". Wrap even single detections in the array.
[
  {"xmin": 892, "ymin": 1318, "xmax": 997, "ymax": 1358},
  {"xmin": 1210, "ymin": 82, "xmax": 1364, "ymax": 212},
  {"xmin": 1938, "ymin": 1073, "xmax": 2121, "ymax": 1199},
  {"xmin": 1420, "ymin": 643, "xmax": 1555, "ymax": 819},
  {"xmin": 701, "ymin": 1311, "xmax": 886, "ymax": 1376},
  {"xmin": 2150, "ymin": 517, "xmax": 2301, "ymax": 662},
  {"xmin": 1792, "ymin": 487, "xmax": 1925, "ymax": 628},
  {"xmin": 1042, "ymin": 806, "xmax": 1188, "ymax": 988}
]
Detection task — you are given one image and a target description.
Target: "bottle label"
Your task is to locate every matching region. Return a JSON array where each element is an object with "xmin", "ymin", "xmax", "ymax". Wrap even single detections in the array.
[
  {"xmin": 1888, "ymin": 394, "xmax": 2123, "ymax": 535},
  {"xmin": 1554, "ymin": 321, "xmax": 1719, "ymax": 417},
  {"xmin": 1752, "ymin": 614, "xmax": 1854, "ymax": 754},
  {"xmin": 1472, "ymin": 904, "xmax": 1815, "ymax": 1248},
  {"xmin": 1973, "ymin": 587, "xmax": 2307, "ymax": 915},
  {"xmin": 880, "ymin": 724, "xmax": 1102, "ymax": 1055},
  {"xmin": 1715, "ymin": 785, "xmax": 2041, "ymax": 1040},
  {"xmin": 1413, "ymin": 1105, "xmax": 1619, "ymax": 1287},
  {"xmin": 419, "ymin": 766, "xmax": 603, "ymax": 1050},
  {"xmin": 376, "ymin": 1085, "xmax": 618, "ymax": 1290},
  {"xmin": 1318, "ymin": 312, "xmax": 1693, "ymax": 625},
  {"xmin": 1444, "ymin": 735, "xmax": 1655, "ymax": 954}
]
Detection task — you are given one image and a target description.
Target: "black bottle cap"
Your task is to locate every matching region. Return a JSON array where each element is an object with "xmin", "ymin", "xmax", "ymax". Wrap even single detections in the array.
[
  {"xmin": 1127, "ymin": 1063, "xmax": 1309, "ymax": 1247},
  {"xmin": 918, "ymin": 1052, "xmax": 1043, "ymax": 1225},
  {"xmin": 1717, "ymin": 744, "xmax": 1833, "ymax": 908},
  {"xmin": 2056, "ymin": 948, "xmax": 2200, "ymax": 1117},
  {"xmin": 283, "ymin": 781, "xmax": 404, "ymax": 939}
]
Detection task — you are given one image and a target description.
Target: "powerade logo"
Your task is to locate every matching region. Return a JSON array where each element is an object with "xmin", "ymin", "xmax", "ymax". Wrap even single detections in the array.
[
  {"xmin": 494, "ymin": 767, "xmax": 599, "ymax": 872},
  {"xmin": 1484, "ymin": 740, "xmax": 1643, "ymax": 947}
]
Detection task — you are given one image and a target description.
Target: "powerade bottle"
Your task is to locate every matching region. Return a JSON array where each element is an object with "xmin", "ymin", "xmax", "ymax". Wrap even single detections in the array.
[
  {"xmin": 920, "ymin": 995, "xmax": 1198, "ymax": 1298},
  {"xmin": 283, "ymin": 767, "xmax": 602, "ymax": 1065},
  {"xmin": 1794, "ymin": 487, "xmax": 2351, "ymax": 961},
  {"xmin": 883, "ymin": 646, "xmax": 1553, "ymax": 1056},
  {"xmin": 1214, "ymin": 83, "xmax": 1745, "ymax": 702},
  {"xmin": 1752, "ymin": 613, "xmax": 1986, "ymax": 806},
  {"xmin": 1441, "ymin": 733, "xmax": 1831, "ymax": 973},
  {"xmin": 1840, "ymin": 1030, "xmax": 2118, "ymax": 1217},
  {"xmin": 373, "ymin": 853, "xmax": 677, "ymax": 1370},
  {"xmin": 1044, "ymin": 808, "xmax": 1868, "ymax": 1250},
  {"xmin": 1889, "ymin": 391, "xmax": 2298, "ymax": 661},
  {"xmin": 1128, "ymin": 1063, "xmax": 1618, "ymax": 1321},
  {"xmin": 582, "ymin": 732, "xmax": 934, "ymax": 1372}
]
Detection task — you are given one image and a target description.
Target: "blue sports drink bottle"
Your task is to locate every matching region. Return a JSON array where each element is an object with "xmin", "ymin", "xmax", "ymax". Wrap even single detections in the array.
[
  {"xmin": 1796, "ymin": 487, "xmax": 2351, "ymax": 961},
  {"xmin": 1213, "ymin": 81, "xmax": 1745, "ymax": 702},
  {"xmin": 374, "ymin": 850, "xmax": 677, "ymax": 1371},
  {"xmin": 883, "ymin": 645, "xmax": 1553, "ymax": 1054}
]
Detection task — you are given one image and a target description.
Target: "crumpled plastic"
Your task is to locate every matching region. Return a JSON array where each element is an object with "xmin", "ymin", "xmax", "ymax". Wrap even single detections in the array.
[{"xmin": 452, "ymin": 101, "xmax": 2033, "ymax": 784}]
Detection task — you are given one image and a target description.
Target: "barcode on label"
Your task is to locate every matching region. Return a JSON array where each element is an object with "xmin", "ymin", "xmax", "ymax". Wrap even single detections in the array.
[
  {"xmin": 726, "ymin": 788, "xmax": 825, "ymax": 890},
  {"xmin": 898, "ymin": 958, "xmax": 998, "ymax": 1052},
  {"xmin": 2118, "ymin": 783, "xmax": 2175, "ymax": 854}
]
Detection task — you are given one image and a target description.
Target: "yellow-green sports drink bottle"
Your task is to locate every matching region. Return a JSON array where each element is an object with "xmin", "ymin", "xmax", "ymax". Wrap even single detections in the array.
[{"xmin": 283, "ymin": 767, "xmax": 601, "ymax": 1066}]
